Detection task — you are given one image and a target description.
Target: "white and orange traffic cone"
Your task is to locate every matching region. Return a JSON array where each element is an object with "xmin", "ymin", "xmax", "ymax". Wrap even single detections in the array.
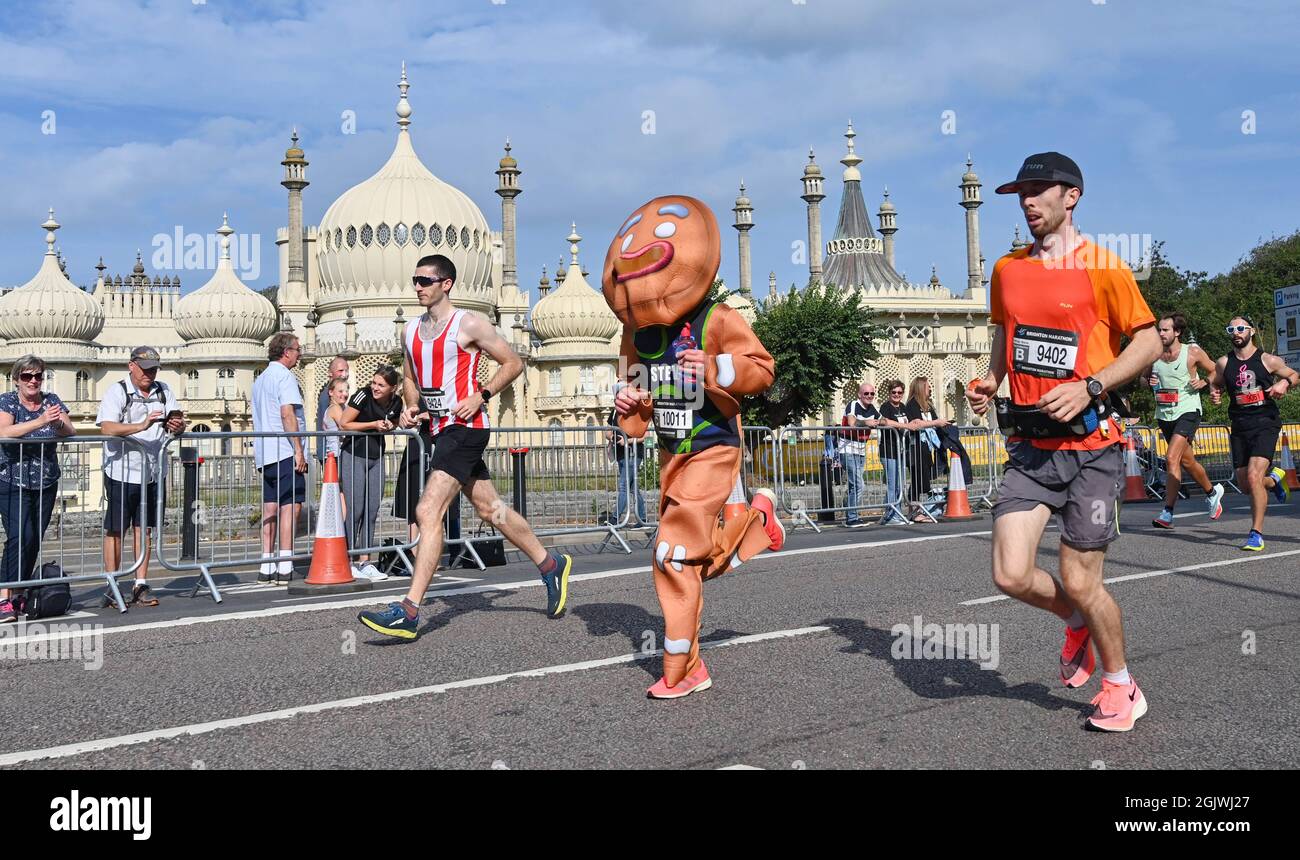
[
  {"xmin": 287, "ymin": 453, "xmax": 373, "ymax": 595},
  {"xmin": 1123, "ymin": 434, "xmax": 1149, "ymax": 502},
  {"xmin": 942, "ymin": 449, "xmax": 978, "ymax": 521},
  {"xmin": 1280, "ymin": 432, "xmax": 1299, "ymax": 491},
  {"xmin": 722, "ymin": 473, "xmax": 748, "ymax": 523}
]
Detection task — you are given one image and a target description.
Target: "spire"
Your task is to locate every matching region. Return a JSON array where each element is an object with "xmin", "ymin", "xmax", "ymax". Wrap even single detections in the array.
[
  {"xmin": 841, "ymin": 120, "xmax": 863, "ymax": 181},
  {"xmin": 555, "ymin": 257, "xmax": 567, "ymax": 284},
  {"xmin": 217, "ymin": 213, "xmax": 234, "ymax": 267},
  {"xmin": 396, "ymin": 61, "xmax": 412, "ymax": 131},
  {"xmin": 41, "ymin": 208, "xmax": 59, "ymax": 256},
  {"xmin": 567, "ymin": 223, "xmax": 581, "ymax": 267},
  {"xmin": 538, "ymin": 265, "xmax": 551, "ymax": 298}
]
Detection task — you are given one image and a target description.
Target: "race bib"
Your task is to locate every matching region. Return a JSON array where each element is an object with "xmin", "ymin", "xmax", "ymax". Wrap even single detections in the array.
[
  {"xmin": 420, "ymin": 387, "xmax": 449, "ymax": 417},
  {"xmin": 1234, "ymin": 389, "xmax": 1265, "ymax": 407},
  {"xmin": 654, "ymin": 404, "xmax": 692, "ymax": 438},
  {"xmin": 1155, "ymin": 388, "xmax": 1180, "ymax": 406},
  {"xmin": 1012, "ymin": 325, "xmax": 1079, "ymax": 379}
]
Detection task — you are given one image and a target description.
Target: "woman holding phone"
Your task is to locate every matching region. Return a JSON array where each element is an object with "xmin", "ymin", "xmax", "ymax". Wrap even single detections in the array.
[
  {"xmin": 0, "ymin": 355, "xmax": 75, "ymax": 622},
  {"xmin": 339, "ymin": 366, "xmax": 403, "ymax": 581}
]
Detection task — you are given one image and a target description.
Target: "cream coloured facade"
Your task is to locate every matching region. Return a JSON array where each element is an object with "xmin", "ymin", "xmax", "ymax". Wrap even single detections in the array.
[{"xmin": 0, "ymin": 72, "xmax": 994, "ymax": 439}]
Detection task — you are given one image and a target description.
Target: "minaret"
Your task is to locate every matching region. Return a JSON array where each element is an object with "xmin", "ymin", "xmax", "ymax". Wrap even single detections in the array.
[
  {"xmin": 877, "ymin": 187, "xmax": 898, "ymax": 271},
  {"xmin": 768, "ymin": 270, "xmax": 777, "ymax": 300},
  {"xmin": 1011, "ymin": 225, "xmax": 1031, "ymax": 252},
  {"xmin": 537, "ymin": 265, "xmax": 551, "ymax": 298},
  {"xmin": 732, "ymin": 181, "xmax": 754, "ymax": 298},
  {"xmin": 555, "ymin": 258, "xmax": 567, "ymax": 285},
  {"xmin": 495, "ymin": 139, "xmax": 522, "ymax": 294},
  {"xmin": 93, "ymin": 256, "xmax": 107, "ymax": 296},
  {"xmin": 800, "ymin": 148, "xmax": 826, "ymax": 286},
  {"xmin": 960, "ymin": 155, "xmax": 984, "ymax": 297},
  {"xmin": 280, "ymin": 129, "xmax": 309, "ymax": 312}
]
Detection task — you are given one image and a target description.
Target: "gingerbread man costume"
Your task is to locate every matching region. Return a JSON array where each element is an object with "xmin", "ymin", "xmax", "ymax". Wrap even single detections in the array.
[{"xmin": 601, "ymin": 195, "xmax": 784, "ymax": 699}]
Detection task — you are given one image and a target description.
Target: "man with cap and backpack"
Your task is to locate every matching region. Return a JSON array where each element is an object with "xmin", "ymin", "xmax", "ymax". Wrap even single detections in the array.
[{"xmin": 96, "ymin": 346, "xmax": 186, "ymax": 608}]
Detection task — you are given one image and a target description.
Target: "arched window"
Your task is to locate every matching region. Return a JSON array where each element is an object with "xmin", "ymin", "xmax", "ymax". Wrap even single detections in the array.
[
  {"xmin": 185, "ymin": 369, "xmax": 199, "ymax": 399},
  {"xmin": 75, "ymin": 371, "xmax": 89, "ymax": 401},
  {"xmin": 580, "ymin": 366, "xmax": 595, "ymax": 395},
  {"xmin": 548, "ymin": 418, "xmax": 563, "ymax": 446},
  {"xmin": 217, "ymin": 367, "xmax": 236, "ymax": 399},
  {"xmin": 220, "ymin": 423, "xmax": 232, "ymax": 456},
  {"xmin": 548, "ymin": 369, "xmax": 561, "ymax": 397},
  {"xmin": 191, "ymin": 423, "xmax": 212, "ymax": 434}
]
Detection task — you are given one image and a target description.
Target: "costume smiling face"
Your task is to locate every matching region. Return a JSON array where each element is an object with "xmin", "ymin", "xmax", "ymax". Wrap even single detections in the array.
[{"xmin": 601, "ymin": 195, "xmax": 721, "ymax": 329}]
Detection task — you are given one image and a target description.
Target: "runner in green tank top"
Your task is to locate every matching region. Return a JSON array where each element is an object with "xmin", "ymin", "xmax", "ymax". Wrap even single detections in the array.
[{"xmin": 1144, "ymin": 313, "xmax": 1223, "ymax": 528}]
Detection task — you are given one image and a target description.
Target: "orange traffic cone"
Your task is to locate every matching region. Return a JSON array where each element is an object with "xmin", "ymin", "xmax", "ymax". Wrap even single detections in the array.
[
  {"xmin": 1280, "ymin": 432, "xmax": 1299, "ymax": 491},
  {"xmin": 723, "ymin": 473, "xmax": 748, "ymax": 523},
  {"xmin": 942, "ymin": 449, "xmax": 978, "ymax": 521},
  {"xmin": 1123, "ymin": 434, "xmax": 1149, "ymax": 502},
  {"xmin": 287, "ymin": 453, "xmax": 373, "ymax": 595}
]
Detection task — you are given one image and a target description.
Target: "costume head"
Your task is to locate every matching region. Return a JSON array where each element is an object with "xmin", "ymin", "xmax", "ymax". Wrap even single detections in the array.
[{"xmin": 601, "ymin": 195, "xmax": 720, "ymax": 329}]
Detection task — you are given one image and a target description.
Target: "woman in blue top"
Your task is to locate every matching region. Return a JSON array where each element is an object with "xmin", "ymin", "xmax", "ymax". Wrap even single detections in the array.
[{"xmin": 0, "ymin": 355, "xmax": 76, "ymax": 622}]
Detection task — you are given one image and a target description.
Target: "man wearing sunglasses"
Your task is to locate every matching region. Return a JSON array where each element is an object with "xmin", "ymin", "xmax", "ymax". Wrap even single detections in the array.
[
  {"xmin": 358, "ymin": 254, "xmax": 573, "ymax": 641},
  {"xmin": 1209, "ymin": 316, "xmax": 1298, "ymax": 551},
  {"xmin": 968, "ymin": 152, "xmax": 1161, "ymax": 732}
]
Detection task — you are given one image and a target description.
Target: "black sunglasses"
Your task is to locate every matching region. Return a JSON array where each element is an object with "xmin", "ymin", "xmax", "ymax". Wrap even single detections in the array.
[
  {"xmin": 412, "ymin": 275, "xmax": 450, "ymax": 289},
  {"xmin": 17, "ymin": 372, "xmax": 41, "ymax": 383}
]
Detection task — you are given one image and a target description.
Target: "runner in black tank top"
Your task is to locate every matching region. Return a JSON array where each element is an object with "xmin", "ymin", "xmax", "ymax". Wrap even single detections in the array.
[{"xmin": 1210, "ymin": 316, "xmax": 1299, "ymax": 551}]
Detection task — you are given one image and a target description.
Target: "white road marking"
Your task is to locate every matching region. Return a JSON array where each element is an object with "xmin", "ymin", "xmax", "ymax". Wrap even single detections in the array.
[
  {"xmin": 9, "ymin": 530, "xmax": 993, "ymax": 647},
  {"xmin": 0, "ymin": 625, "xmax": 831, "ymax": 767},
  {"xmin": 959, "ymin": 548, "xmax": 1300, "ymax": 605}
]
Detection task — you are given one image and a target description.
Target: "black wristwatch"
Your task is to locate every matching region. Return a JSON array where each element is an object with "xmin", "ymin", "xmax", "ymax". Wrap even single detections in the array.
[
  {"xmin": 480, "ymin": 387, "xmax": 493, "ymax": 403},
  {"xmin": 1085, "ymin": 377, "xmax": 1104, "ymax": 398}
]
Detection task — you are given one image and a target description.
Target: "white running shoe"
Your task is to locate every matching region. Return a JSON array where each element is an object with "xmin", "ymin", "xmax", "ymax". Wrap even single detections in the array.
[
  {"xmin": 358, "ymin": 563, "xmax": 388, "ymax": 582},
  {"xmin": 1207, "ymin": 483, "xmax": 1225, "ymax": 519}
]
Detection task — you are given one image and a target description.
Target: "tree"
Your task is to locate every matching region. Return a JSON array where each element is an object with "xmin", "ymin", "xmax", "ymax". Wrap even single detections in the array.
[{"xmin": 743, "ymin": 283, "xmax": 885, "ymax": 428}]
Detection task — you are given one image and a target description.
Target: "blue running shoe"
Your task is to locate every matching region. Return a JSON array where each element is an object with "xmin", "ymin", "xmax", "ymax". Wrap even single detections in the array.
[
  {"xmin": 540, "ymin": 553, "xmax": 573, "ymax": 618},
  {"xmin": 1269, "ymin": 467, "xmax": 1290, "ymax": 503},
  {"xmin": 1241, "ymin": 531, "xmax": 1264, "ymax": 552},
  {"xmin": 358, "ymin": 602, "xmax": 418, "ymax": 640},
  {"xmin": 1152, "ymin": 509, "xmax": 1174, "ymax": 529}
]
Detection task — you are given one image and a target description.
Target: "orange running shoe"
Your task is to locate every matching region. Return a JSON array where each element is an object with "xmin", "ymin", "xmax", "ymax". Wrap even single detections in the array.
[
  {"xmin": 647, "ymin": 660, "xmax": 713, "ymax": 699},
  {"xmin": 1087, "ymin": 678, "xmax": 1148, "ymax": 732},
  {"xmin": 1060, "ymin": 625, "xmax": 1095, "ymax": 688},
  {"xmin": 751, "ymin": 489, "xmax": 785, "ymax": 551}
]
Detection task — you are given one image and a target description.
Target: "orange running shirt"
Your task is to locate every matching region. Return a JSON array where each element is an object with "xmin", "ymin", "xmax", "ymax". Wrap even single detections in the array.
[{"xmin": 990, "ymin": 240, "xmax": 1155, "ymax": 450}]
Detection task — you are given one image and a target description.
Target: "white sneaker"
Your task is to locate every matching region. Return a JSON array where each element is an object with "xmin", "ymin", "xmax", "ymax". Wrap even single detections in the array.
[
  {"xmin": 1207, "ymin": 483, "xmax": 1225, "ymax": 520},
  {"xmin": 359, "ymin": 563, "xmax": 388, "ymax": 582},
  {"xmin": 350, "ymin": 565, "xmax": 365, "ymax": 580}
]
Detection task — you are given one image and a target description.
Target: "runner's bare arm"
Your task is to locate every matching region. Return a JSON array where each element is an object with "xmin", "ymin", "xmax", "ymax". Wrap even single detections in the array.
[
  {"xmin": 1188, "ymin": 344, "xmax": 1216, "ymax": 390},
  {"xmin": 1261, "ymin": 352, "xmax": 1299, "ymax": 397},
  {"xmin": 1038, "ymin": 323, "xmax": 1160, "ymax": 421},
  {"xmin": 399, "ymin": 353, "xmax": 424, "ymax": 427},
  {"xmin": 459, "ymin": 312, "xmax": 523, "ymax": 395},
  {"xmin": 966, "ymin": 325, "xmax": 1005, "ymax": 414},
  {"xmin": 1209, "ymin": 356, "xmax": 1228, "ymax": 404}
]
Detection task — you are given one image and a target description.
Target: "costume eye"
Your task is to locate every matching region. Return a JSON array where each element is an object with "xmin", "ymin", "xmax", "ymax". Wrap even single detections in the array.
[
  {"xmin": 654, "ymin": 222, "xmax": 676, "ymax": 239},
  {"xmin": 621, "ymin": 232, "xmax": 635, "ymax": 252}
]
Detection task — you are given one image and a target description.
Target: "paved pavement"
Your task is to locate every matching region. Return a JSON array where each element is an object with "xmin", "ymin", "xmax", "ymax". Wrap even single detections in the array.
[{"xmin": 1, "ymin": 496, "xmax": 1296, "ymax": 769}]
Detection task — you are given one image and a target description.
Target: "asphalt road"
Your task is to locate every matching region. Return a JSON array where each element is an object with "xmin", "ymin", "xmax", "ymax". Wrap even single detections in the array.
[{"xmin": 2, "ymin": 495, "xmax": 1296, "ymax": 770}]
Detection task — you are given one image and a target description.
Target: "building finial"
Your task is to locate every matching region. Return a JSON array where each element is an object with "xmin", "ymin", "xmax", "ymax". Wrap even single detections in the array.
[
  {"xmin": 841, "ymin": 120, "xmax": 863, "ymax": 177},
  {"xmin": 217, "ymin": 212, "xmax": 234, "ymax": 262},
  {"xmin": 396, "ymin": 62, "xmax": 412, "ymax": 130},
  {"xmin": 41, "ymin": 208, "xmax": 59, "ymax": 255},
  {"xmin": 568, "ymin": 223, "xmax": 582, "ymax": 266}
]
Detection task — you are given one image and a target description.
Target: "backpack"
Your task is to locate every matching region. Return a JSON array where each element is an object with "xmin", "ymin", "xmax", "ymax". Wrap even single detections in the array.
[
  {"xmin": 118, "ymin": 379, "xmax": 171, "ymax": 423},
  {"xmin": 25, "ymin": 561, "xmax": 72, "ymax": 619}
]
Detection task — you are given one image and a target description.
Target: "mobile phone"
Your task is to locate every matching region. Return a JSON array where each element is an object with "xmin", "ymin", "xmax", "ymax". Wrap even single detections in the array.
[{"xmin": 166, "ymin": 410, "xmax": 183, "ymax": 420}]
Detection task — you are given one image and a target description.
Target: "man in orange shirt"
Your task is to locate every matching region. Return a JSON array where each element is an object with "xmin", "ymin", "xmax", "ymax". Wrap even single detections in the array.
[{"xmin": 967, "ymin": 153, "xmax": 1161, "ymax": 732}]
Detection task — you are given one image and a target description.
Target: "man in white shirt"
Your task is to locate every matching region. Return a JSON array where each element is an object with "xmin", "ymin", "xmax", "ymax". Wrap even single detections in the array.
[
  {"xmin": 840, "ymin": 382, "xmax": 880, "ymax": 527},
  {"xmin": 251, "ymin": 332, "xmax": 307, "ymax": 584},
  {"xmin": 96, "ymin": 346, "xmax": 186, "ymax": 608}
]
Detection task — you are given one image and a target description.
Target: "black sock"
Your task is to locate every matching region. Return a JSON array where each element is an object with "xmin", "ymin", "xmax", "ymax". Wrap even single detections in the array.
[
  {"xmin": 538, "ymin": 552, "xmax": 558, "ymax": 575},
  {"xmin": 1205, "ymin": 487, "xmax": 1214, "ymax": 496},
  {"xmin": 401, "ymin": 598, "xmax": 420, "ymax": 620},
  {"xmin": 1250, "ymin": 529, "xmax": 1263, "ymax": 538}
]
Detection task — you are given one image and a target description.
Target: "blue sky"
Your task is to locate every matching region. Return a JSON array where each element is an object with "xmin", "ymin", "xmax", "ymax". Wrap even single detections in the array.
[{"xmin": 1, "ymin": 0, "xmax": 1297, "ymax": 304}]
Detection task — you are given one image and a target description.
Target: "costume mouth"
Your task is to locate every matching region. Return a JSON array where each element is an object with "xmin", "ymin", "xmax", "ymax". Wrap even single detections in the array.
[{"xmin": 613, "ymin": 241, "xmax": 674, "ymax": 282}]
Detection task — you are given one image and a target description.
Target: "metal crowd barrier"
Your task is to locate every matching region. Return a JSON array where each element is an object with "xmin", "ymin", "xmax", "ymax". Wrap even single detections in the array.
[
  {"xmin": 155, "ymin": 430, "xmax": 425, "ymax": 599},
  {"xmin": 0, "ymin": 435, "xmax": 150, "ymax": 613}
]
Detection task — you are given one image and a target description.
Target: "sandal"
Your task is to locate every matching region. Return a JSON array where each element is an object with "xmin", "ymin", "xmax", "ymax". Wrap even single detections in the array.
[{"xmin": 128, "ymin": 583, "xmax": 160, "ymax": 607}]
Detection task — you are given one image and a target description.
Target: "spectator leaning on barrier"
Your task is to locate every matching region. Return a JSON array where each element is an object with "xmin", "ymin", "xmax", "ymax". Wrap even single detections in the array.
[
  {"xmin": 321, "ymin": 377, "xmax": 348, "ymax": 463},
  {"xmin": 315, "ymin": 355, "xmax": 349, "ymax": 462},
  {"xmin": 606, "ymin": 406, "xmax": 648, "ymax": 527},
  {"xmin": 0, "ymin": 355, "xmax": 75, "ymax": 623},
  {"xmin": 338, "ymin": 365, "xmax": 403, "ymax": 581},
  {"xmin": 251, "ymin": 332, "xmax": 308, "ymax": 585},
  {"xmin": 905, "ymin": 376, "xmax": 954, "ymax": 523},
  {"xmin": 875, "ymin": 380, "xmax": 912, "ymax": 525},
  {"xmin": 840, "ymin": 382, "xmax": 880, "ymax": 528},
  {"xmin": 95, "ymin": 346, "xmax": 186, "ymax": 609}
]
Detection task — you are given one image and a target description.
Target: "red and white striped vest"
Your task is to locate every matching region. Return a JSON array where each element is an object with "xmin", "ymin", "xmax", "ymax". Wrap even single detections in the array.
[{"xmin": 403, "ymin": 310, "xmax": 488, "ymax": 435}]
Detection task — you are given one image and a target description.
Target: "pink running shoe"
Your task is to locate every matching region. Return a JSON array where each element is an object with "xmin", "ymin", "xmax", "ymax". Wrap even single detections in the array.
[
  {"xmin": 751, "ymin": 489, "xmax": 785, "ymax": 551},
  {"xmin": 1060, "ymin": 625, "xmax": 1095, "ymax": 688},
  {"xmin": 647, "ymin": 660, "xmax": 713, "ymax": 700},
  {"xmin": 1087, "ymin": 678, "xmax": 1149, "ymax": 732}
]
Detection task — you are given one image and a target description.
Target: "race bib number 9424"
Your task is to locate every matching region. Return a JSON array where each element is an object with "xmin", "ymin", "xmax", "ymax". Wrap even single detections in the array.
[{"xmin": 1013, "ymin": 325, "xmax": 1080, "ymax": 379}]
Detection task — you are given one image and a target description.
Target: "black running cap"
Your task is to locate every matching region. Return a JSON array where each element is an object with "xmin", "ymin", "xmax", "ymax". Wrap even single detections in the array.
[{"xmin": 995, "ymin": 152, "xmax": 1084, "ymax": 195}]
